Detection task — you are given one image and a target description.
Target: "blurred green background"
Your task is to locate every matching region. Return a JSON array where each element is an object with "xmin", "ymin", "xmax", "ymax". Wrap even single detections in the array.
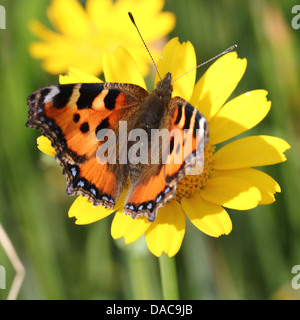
[{"xmin": 0, "ymin": 0, "xmax": 300, "ymax": 300}]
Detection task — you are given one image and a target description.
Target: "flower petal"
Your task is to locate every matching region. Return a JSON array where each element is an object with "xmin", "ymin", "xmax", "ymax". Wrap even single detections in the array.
[
  {"xmin": 29, "ymin": 0, "xmax": 175, "ymax": 76},
  {"xmin": 47, "ymin": 0, "xmax": 89, "ymax": 37},
  {"xmin": 68, "ymin": 195, "xmax": 114, "ymax": 224},
  {"xmin": 59, "ymin": 66, "xmax": 102, "ymax": 84},
  {"xmin": 30, "ymin": 38, "xmax": 104, "ymax": 75},
  {"xmin": 155, "ymin": 37, "xmax": 196, "ymax": 101},
  {"xmin": 87, "ymin": 0, "xmax": 175, "ymax": 42},
  {"xmin": 111, "ymin": 211, "xmax": 151, "ymax": 244},
  {"xmin": 209, "ymin": 90, "xmax": 271, "ymax": 145},
  {"xmin": 200, "ymin": 176, "xmax": 262, "ymax": 210},
  {"xmin": 37, "ymin": 136, "xmax": 55, "ymax": 157},
  {"xmin": 86, "ymin": 0, "xmax": 112, "ymax": 30},
  {"xmin": 212, "ymin": 168, "xmax": 281, "ymax": 205},
  {"xmin": 103, "ymin": 46, "xmax": 147, "ymax": 89},
  {"xmin": 182, "ymin": 194, "xmax": 232, "ymax": 237},
  {"xmin": 29, "ymin": 20, "xmax": 61, "ymax": 41},
  {"xmin": 190, "ymin": 52, "xmax": 247, "ymax": 121},
  {"xmin": 145, "ymin": 201, "xmax": 185, "ymax": 257},
  {"xmin": 117, "ymin": 0, "xmax": 175, "ymax": 42},
  {"xmin": 213, "ymin": 135, "xmax": 291, "ymax": 170}
]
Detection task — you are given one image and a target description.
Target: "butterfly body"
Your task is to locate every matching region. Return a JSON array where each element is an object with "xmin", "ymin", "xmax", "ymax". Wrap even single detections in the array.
[{"xmin": 27, "ymin": 73, "xmax": 208, "ymax": 221}]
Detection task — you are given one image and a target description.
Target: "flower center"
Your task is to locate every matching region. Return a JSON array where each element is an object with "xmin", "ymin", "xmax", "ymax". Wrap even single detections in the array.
[{"xmin": 174, "ymin": 143, "xmax": 215, "ymax": 202}]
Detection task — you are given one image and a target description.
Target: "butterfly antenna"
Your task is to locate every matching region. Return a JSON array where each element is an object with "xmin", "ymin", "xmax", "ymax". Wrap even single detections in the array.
[
  {"xmin": 128, "ymin": 12, "xmax": 162, "ymax": 81},
  {"xmin": 172, "ymin": 44, "xmax": 238, "ymax": 83}
]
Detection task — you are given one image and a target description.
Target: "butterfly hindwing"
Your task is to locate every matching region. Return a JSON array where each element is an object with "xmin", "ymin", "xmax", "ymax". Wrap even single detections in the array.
[
  {"xmin": 124, "ymin": 166, "xmax": 175, "ymax": 221},
  {"xmin": 64, "ymin": 157, "xmax": 127, "ymax": 208},
  {"xmin": 123, "ymin": 94, "xmax": 208, "ymax": 221},
  {"xmin": 164, "ymin": 96, "xmax": 208, "ymax": 186}
]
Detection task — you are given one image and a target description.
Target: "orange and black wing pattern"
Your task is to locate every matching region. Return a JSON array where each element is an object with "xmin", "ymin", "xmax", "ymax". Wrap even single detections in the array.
[
  {"xmin": 123, "ymin": 97, "xmax": 208, "ymax": 221},
  {"xmin": 26, "ymin": 82, "xmax": 148, "ymax": 207},
  {"xmin": 164, "ymin": 96, "xmax": 208, "ymax": 186}
]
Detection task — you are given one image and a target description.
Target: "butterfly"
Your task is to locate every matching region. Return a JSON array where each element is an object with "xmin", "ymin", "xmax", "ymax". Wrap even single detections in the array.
[{"xmin": 26, "ymin": 70, "xmax": 209, "ymax": 221}]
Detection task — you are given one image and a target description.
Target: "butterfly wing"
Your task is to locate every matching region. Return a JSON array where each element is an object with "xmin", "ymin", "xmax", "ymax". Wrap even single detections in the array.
[
  {"xmin": 164, "ymin": 96, "xmax": 209, "ymax": 186},
  {"xmin": 27, "ymin": 83, "xmax": 148, "ymax": 162},
  {"xmin": 27, "ymin": 82, "xmax": 148, "ymax": 207},
  {"xmin": 124, "ymin": 96, "xmax": 208, "ymax": 221},
  {"xmin": 63, "ymin": 157, "xmax": 127, "ymax": 208}
]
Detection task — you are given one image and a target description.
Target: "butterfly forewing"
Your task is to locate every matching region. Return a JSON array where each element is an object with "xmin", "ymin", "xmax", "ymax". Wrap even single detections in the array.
[{"xmin": 26, "ymin": 82, "xmax": 148, "ymax": 207}]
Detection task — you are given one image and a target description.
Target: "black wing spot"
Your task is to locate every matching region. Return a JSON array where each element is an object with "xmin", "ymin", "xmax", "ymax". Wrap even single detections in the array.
[
  {"xmin": 80, "ymin": 122, "xmax": 90, "ymax": 133},
  {"xmin": 103, "ymin": 90, "xmax": 120, "ymax": 110},
  {"xmin": 52, "ymin": 85, "xmax": 74, "ymax": 109},
  {"xmin": 183, "ymin": 107, "xmax": 192, "ymax": 129},
  {"xmin": 174, "ymin": 104, "xmax": 183, "ymax": 125},
  {"xmin": 77, "ymin": 83, "xmax": 104, "ymax": 109},
  {"xmin": 73, "ymin": 113, "xmax": 80, "ymax": 123},
  {"xmin": 169, "ymin": 136, "xmax": 175, "ymax": 155},
  {"xmin": 95, "ymin": 117, "xmax": 110, "ymax": 135}
]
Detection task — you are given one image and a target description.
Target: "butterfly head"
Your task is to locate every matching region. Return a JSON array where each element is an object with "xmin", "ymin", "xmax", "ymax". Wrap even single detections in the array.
[{"xmin": 154, "ymin": 72, "xmax": 173, "ymax": 101}]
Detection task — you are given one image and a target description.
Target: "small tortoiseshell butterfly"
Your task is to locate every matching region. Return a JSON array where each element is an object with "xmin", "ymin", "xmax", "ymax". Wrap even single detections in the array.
[
  {"xmin": 26, "ymin": 72, "xmax": 208, "ymax": 221},
  {"xmin": 26, "ymin": 13, "xmax": 210, "ymax": 222}
]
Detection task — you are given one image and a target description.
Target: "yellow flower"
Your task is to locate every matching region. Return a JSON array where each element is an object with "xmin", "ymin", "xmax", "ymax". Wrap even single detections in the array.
[
  {"xmin": 37, "ymin": 38, "xmax": 290, "ymax": 257},
  {"xmin": 28, "ymin": 0, "xmax": 175, "ymax": 76}
]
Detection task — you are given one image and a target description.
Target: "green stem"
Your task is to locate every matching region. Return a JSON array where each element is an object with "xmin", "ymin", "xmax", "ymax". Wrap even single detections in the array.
[
  {"xmin": 127, "ymin": 253, "xmax": 153, "ymax": 299},
  {"xmin": 124, "ymin": 237, "xmax": 159, "ymax": 299},
  {"xmin": 159, "ymin": 253, "xmax": 179, "ymax": 300}
]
